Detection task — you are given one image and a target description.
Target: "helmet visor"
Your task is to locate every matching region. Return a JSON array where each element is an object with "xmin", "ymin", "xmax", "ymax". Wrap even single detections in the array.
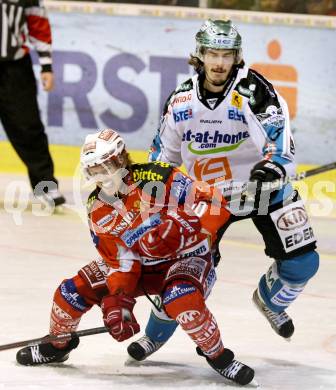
[
  {"xmin": 203, "ymin": 49, "xmax": 235, "ymax": 64},
  {"xmin": 86, "ymin": 160, "xmax": 118, "ymax": 179},
  {"xmin": 84, "ymin": 158, "xmax": 126, "ymax": 194}
]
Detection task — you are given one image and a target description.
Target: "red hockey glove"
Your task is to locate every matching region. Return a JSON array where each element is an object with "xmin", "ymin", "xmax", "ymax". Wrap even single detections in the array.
[
  {"xmin": 139, "ymin": 209, "xmax": 201, "ymax": 258},
  {"xmin": 101, "ymin": 294, "xmax": 140, "ymax": 342},
  {"xmin": 140, "ymin": 218, "xmax": 181, "ymax": 258}
]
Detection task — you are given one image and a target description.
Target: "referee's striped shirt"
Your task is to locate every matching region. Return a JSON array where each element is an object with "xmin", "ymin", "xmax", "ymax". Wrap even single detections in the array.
[{"xmin": 0, "ymin": 0, "xmax": 52, "ymax": 71}]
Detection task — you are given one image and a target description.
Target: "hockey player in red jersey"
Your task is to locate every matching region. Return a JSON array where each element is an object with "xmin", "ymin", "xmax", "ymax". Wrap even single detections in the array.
[{"xmin": 16, "ymin": 129, "xmax": 254, "ymax": 386}]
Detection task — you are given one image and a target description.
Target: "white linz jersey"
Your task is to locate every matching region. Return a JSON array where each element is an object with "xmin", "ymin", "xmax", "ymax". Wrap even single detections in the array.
[{"xmin": 149, "ymin": 64, "xmax": 296, "ymax": 196}]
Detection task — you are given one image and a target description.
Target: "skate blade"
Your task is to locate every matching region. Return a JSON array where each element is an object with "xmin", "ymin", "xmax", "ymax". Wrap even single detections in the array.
[
  {"xmin": 124, "ymin": 356, "xmax": 143, "ymax": 366},
  {"xmin": 53, "ymin": 205, "xmax": 66, "ymax": 214},
  {"xmin": 249, "ymin": 378, "xmax": 260, "ymax": 387},
  {"xmin": 30, "ymin": 199, "xmax": 66, "ymax": 215}
]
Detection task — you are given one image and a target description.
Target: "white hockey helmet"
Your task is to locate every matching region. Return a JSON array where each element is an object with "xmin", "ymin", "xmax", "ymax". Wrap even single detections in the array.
[{"xmin": 80, "ymin": 129, "xmax": 127, "ymax": 193}]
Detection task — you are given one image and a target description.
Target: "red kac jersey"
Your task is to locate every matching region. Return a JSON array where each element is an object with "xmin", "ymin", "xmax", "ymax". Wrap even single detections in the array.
[{"xmin": 87, "ymin": 162, "xmax": 230, "ymax": 296}]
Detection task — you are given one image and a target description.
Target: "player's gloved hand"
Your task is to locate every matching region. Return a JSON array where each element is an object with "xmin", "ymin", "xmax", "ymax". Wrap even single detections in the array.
[
  {"xmin": 139, "ymin": 209, "xmax": 201, "ymax": 258},
  {"xmin": 101, "ymin": 294, "xmax": 140, "ymax": 342},
  {"xmin": 248, "ymin": 159, "xmax": 286, "ymax": 202},
  {"xmin": 249, "ymin": 159, "xmax": 286, "ymax": 183}
]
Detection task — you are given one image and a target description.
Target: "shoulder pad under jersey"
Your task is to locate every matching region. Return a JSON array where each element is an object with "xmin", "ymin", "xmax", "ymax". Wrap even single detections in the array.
[
  {"xmin": 87, "ymin": 187, "xmax": 123, "ymax": 214},
  {"xmin": 162, "ymin": 78, "xmax": 194, "ymax": 116},
  {"xmin": 131, "ymin": 162, "xmax": 174, "ymax": 188},
  {"xmin": 175, "ymin": 78, "xmax": 193, "ymax": 94},
  {"xmin": 86, "ymin": 187, "xmax": 100, "ymax": 214}
]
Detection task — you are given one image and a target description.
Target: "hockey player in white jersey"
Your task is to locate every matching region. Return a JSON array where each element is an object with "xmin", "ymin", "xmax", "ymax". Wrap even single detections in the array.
[{"xmin": 127, "ymin": 19, "xmax": 319, "ymax": 362}]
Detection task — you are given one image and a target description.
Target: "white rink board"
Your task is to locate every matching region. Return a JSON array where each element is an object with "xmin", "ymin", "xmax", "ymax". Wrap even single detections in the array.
[{"xmin": 0, "ymin": 3, "xmax": 335, "ymax": 165}]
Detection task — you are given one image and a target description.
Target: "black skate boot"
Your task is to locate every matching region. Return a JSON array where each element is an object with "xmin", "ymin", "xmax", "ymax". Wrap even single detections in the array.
[
  {"xmin": 196, "ymin": 347, "xmax": 254, "ymax": 385},
  {"xmin": 252, "ymin": 289, "xmax": 294, "ymax": 339},
  {"xmin": 47, "ymin": 189, "xmax": 66, "ymax": 207},
  {"xmin": 34, "ymin": 187, "xmax": 66, "ymax": 207},
  {"xmin": 16, "ymin": 336, "xmax": 79, "ymax": 366},
  {"xmin": 127, "ymin": 335, "xmax": 165, "ymax": 361},
  {"xmin": 197, "ymin": 347, "xmax": 254, "ymax": 386}
]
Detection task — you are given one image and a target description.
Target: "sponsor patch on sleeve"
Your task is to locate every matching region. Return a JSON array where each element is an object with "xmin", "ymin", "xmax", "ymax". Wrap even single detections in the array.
[{"xmin": 171, "ymin": 173, "xmax": 193, "ymax": 204}]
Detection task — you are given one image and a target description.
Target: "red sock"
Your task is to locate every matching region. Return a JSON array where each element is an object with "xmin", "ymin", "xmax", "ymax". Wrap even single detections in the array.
[{"xmin": 163, "ymin": 281, "xmax": 224, "ymax": 359}]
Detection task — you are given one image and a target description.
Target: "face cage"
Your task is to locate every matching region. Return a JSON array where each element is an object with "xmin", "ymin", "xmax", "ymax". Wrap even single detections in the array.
[{"xmin": 83, "ymin": 156, "xmax": 123, "ymax": 185}]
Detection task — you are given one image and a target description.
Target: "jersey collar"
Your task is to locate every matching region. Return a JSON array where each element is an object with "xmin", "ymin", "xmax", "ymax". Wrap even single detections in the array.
[{"xmin": 196, "ymin": 65, "xmax": 240, "ymax": 110}]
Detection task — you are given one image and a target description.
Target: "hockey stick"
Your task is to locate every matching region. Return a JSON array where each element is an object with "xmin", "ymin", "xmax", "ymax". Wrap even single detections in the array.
[
  {"xmin": 291, "ymin": 161, "xmax": 336, "ymax": 180},
  {"xmin": 226, "ymin": 160, "xmax": 336, "ymax": 208},
  {"xmin": 257, "ymin": 160, "xmax": 336, "ymax": 193},
  {"xmin": 0, "ymin": 326, "xmax": 108, "ymax": 352}
]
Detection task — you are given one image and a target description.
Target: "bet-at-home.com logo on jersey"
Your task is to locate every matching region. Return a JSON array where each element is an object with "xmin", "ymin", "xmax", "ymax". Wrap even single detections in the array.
[{"xmin": 182, "ymin": 129, "xmax": 250, "ymax": 155}]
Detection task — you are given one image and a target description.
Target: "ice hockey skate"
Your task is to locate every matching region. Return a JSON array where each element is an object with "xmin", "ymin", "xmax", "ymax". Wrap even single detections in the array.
[
  {"xmin": 127, "ymin": 335, "xmax": 165, "ymax": 362},
  {"xmin": 196, "ymin": 346, "xmax": 254, "ymax": 386},
  {"xmin": 34, "ymin": 186, "xmax": 66, "ymax": 208},
  {"xmin": 252, "ymin": 288, "xmax": 294, "ymax": 339},
  {"xmin": 16, "ymin": 337, "xmax": 79, "ymax": 366}
]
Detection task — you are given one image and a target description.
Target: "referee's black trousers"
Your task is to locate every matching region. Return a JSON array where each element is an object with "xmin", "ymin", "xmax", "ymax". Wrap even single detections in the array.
[{"xmin": 0, "ymin": 54, "xmax": 57, "ymax": 190}]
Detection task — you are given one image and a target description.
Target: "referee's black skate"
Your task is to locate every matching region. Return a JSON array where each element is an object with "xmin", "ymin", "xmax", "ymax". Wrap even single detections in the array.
[
  {"xmin": 196, "ymin": 347, "xmax": 254, "ymax": 386},
  {"xmin": 127, "ymin": 335, "xmax": 165, "ymax": 361},
  {"xmin": 252, "ymin": 289, "xmax": 294, "ymax": 339},
  {"xmin": 35, "ymin": 188, "xmax": 66, "ymax": 207},
  {"xmin": 16, "ymin": 336, "xmax": 79, "ymax": 366},
  {"xmin": 47, "ymin": 189, "xmax": 66, "ymax": 207}
]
